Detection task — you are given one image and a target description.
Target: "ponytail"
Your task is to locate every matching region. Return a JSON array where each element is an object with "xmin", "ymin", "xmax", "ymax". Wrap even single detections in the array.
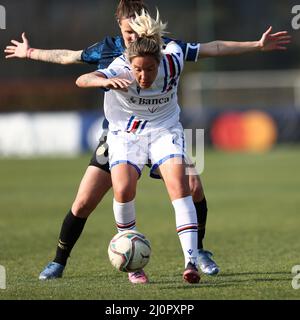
[
  {"xmin": 126, "ymin": 9, "xmax": 168, "ymax": 64},
  {"xmin": 129, "ymin": 9, "xmax": 167, "ymax": 46}
]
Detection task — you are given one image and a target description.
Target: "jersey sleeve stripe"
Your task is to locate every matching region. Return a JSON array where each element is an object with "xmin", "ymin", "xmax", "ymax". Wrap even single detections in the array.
[
  {"xmin": 162, "ymin": 57, "xmax": 168, "ymax": 93},
  {"xmin": 171, "ymin": 53, "xmax": 182, "ymax": 77},
  {"xmin": 166, "ymin": 54, "xmax": 176, "ymax": 79},
  {"xmin": 195, "ymin": 43, "xmax": 201, "ymax": 62}
]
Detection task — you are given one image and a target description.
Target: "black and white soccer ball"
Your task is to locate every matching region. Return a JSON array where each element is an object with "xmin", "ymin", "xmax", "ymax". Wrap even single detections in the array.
[{"xmin": 108, "ymin": 230, "xmax": 151, "ymax": 272}]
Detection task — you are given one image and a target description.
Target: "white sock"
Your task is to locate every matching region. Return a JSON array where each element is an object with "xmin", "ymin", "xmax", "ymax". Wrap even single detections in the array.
[
  {"xmin": 113, "ymin": 198, "xmax": 136, "ymax": 232},
  {"xmin": 172, "ymin": 196, "xmax": 198, "ymax": 268}
]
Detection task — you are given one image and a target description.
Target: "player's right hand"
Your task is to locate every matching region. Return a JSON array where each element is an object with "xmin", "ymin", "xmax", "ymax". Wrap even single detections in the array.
[
  {"xmin": 4, "ymin": 32, "xmax": 30, "ymax": 59},
  {"xmin": 104, "ymin": 78, "xmax": 133, "ymax": 92}
]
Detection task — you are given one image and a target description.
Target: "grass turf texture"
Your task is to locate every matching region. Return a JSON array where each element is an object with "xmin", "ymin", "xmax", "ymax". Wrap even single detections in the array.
[{"xmin": 0, "ymin": 146, "xmax": 299, "ymax": 300}]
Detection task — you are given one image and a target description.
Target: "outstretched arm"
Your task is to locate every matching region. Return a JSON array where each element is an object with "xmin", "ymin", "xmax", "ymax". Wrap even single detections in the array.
[
  {"xmin": 198, "ymin": 26, "xmax": 291, "ymax": 58},
  {"xmin": 4, "ymin": 32, "xmax": 83, "ymax": 64},
  {"xmin": 76, "ymin": 71, "xmax": 131, "ymax": 91}
]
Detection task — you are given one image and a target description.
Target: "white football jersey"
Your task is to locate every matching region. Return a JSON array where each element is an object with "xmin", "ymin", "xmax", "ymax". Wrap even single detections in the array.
[{"xmin": 97, "ymin": 42, "xmax": 184, "ymax": 134}]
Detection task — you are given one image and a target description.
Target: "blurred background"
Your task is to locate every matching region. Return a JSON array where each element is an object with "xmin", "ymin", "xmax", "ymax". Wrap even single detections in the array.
[{"xmin": 1, "ymin": 0, "xmax": 300, "ymax": 155}]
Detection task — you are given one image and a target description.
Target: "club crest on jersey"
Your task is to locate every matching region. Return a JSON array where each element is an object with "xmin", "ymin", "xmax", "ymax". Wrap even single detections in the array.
[{"xmin": 128, "ymin": 97, "xmax": 138, "ymax": 104}]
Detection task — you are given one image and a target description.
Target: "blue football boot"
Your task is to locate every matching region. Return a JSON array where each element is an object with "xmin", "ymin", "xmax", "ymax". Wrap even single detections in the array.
[
  {"xmin": 198, "ymin": 250, "xmax": 220, "ymax": 276},
  {"xmin": 39, "ymin": 262, "xmax": 65, "ymax": 280}
]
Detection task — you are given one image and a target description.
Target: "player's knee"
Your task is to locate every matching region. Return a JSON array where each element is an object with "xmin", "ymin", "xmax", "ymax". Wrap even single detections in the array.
[
  {"xmin": 191, "ymin": 186, "xmax": 204, "ymax": 202},
  {"xmin": 113, "ymin": 185, "xmax": 136, "ymax": 203},
  {"xmin": 72, "ymin": 197, "xmax": 97, "ymax": 218}
]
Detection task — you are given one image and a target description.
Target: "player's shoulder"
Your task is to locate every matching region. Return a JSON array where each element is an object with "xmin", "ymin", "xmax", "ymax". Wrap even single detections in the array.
[
  {"xmin": 162, "ymin": 40, "xmax": 184, "ymax": 60},
  {"xmin": 85, "ymin": 35, "xmax": 124, "ymax": 52},
  {"xmin": 163, "ymin": 37, "xmax": 183, "ymax": 52},
  {"xmin": 81, "ymin": 35, "xmax": 126, "ymax": 67},
  {"xmin": 103, "ymin": 35, "xmax": 124, "ymax": 49},
  {"xmin": 162, "ymin": 36, "xmax": 189, "ymax": 48},
  {"xmin": 162, "ymin": 36, "xmax": 177, "ymax": 45},
  {"xmin": 102, "ymin": 54, "xmax": 131, "ymax": 78},
  {"xmin": 111, "ymin": 54, "xmax": 128, "ymax": 66}
]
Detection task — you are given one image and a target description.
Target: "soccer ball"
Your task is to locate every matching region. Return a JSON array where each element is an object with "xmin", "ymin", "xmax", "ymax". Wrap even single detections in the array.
[{"xmin": 108, "ymin": 230, "xmax": 151, "ymax": 272}]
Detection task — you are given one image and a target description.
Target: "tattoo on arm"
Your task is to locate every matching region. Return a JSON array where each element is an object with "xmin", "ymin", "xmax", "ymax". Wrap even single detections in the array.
[
  {"xmin": 216, "ymin": 43, "xmax": 220, "ymax": 56},
  {"xmin": 35, "ymin": 50, "xmax": 82, "ymax": 64},
  {"xmin": 82, "ymin": 73, "xmax": 104, "ymax": 87},
  {"xmin": 82, "ymin": 74, "xmax": 95, "ymax": 86}
]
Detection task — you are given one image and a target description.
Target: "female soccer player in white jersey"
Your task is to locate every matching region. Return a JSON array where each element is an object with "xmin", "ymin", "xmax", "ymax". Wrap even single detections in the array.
[
  {"xmin": 5, "ymin": 0, "xmax": 291, "ymax": 282},
  {"xmin": 76, "ymin": 9, "xmax": 207, "ymax": 284}
]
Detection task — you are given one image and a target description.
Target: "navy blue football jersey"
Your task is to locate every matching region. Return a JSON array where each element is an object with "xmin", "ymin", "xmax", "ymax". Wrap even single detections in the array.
[{"xmin": 81, "ymin": 36, "xmax": 200, "ymax": 69}]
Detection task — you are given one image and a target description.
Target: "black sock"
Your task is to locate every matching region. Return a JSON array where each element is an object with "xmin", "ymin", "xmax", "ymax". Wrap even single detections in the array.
[
  {"xmin": 53, "ymin": 210, "xmax": 87, "ymax": 266},
  {"xmin": 194, "ymin": 198, "xmax": 208, "ymax": 250}
]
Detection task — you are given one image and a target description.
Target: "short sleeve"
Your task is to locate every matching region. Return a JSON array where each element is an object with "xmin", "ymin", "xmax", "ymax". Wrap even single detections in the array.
[
  {"xmin": 97, "ymin": 56, "xmax": 133, "ymax": 81},
  {"xmin": 162, "ymin": 37, "xmax": 200, "ymax": 62}
]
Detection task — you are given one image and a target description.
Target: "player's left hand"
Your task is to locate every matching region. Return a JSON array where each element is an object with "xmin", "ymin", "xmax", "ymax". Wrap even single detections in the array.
[
  {"xmin": 258, "ymin": 26, "xmax": 291, "ymax": 51},
  {"xmin": 4, "ymin": 32, "xmax": 31, "ymax": 59}
]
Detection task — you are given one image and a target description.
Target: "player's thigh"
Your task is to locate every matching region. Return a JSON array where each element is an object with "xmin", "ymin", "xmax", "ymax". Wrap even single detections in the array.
[
  {"xmin": 74, "ymin": 165, "xmax": 112, "ymax": 205},
  {"xmin": 108, "ymin": 132, "xmax": 145, "ymax": 202}
]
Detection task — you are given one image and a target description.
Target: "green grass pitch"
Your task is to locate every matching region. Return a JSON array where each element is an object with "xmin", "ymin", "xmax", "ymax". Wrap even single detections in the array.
[{"xmin": 0, "ymin": 146, "xmax": 299, "ymax": 300}]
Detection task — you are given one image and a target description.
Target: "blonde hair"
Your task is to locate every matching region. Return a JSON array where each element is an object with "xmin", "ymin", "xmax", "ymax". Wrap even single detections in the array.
[
  {"xmin": 126, "ymin": 9, "xmax": 167, "ymax": 63},
  {"xmin": 129, "ymin": 9, "xmax": 167, "ymax": 46}
]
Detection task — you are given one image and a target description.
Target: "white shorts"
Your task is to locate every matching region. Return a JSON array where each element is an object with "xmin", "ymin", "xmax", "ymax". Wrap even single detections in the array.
[{"xmin": 107, "ymin": 123, "xmax": 186, "ymax": 177}]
